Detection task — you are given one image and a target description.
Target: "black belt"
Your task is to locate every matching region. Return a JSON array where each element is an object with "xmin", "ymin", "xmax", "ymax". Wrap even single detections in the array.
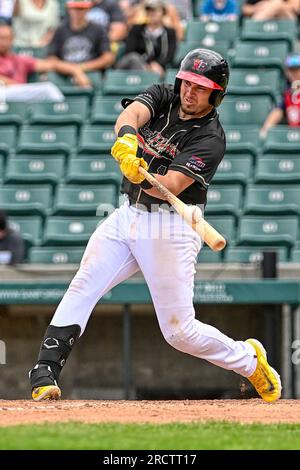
[{"xmin": 128, "ymin": 197, "xmax": 173, "ymax": 212}]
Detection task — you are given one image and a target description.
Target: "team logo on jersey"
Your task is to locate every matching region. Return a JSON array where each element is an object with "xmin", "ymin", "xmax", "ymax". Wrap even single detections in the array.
[
  {"xmin": 186, "ymin": 155, "xmax": 206, "ymax": 172},
  {"xmin": 192, "ymin": 59, "xmax": 207, "ymax": 72}
]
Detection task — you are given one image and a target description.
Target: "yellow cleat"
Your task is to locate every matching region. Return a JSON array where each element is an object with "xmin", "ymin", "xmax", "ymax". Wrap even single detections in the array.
[
  {"xmin": 32, "ymin": 385, "xmax": 61, "ymax": 402},
  {"xmin": 246, "ymin": 338, "xmax": 282, "ymax": 403}
]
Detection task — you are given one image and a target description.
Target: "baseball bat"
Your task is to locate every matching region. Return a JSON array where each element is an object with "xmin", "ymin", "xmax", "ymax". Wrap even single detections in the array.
[{"xmin": 138, "ymin": 167, "xmax": 226, "ymax": 252}]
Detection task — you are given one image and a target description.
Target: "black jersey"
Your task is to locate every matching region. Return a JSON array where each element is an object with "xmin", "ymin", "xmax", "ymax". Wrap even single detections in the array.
[{"xmin": 121, "ymin": 83, "xmax": 226, "ymax": 208}]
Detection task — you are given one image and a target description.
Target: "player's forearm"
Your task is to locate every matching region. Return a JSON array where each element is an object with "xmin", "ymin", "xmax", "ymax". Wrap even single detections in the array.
[{"xmin": 142, "ymin": 171, "xmax": 193, "ymax": 199}]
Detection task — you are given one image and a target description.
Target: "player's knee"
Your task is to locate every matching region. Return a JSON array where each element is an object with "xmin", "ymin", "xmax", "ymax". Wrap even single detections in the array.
[{"xmin": 162, "ymin": 328, "xmax": 192, "ymax": 353}]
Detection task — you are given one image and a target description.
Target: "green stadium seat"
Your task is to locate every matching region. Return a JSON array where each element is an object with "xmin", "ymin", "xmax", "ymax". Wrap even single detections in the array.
[
  {"xmin": 0, "ymin": 185, "xmax": 52, "ymax": 217},
  {"xmin": 241, "ymin": 19, "xmax": 297, "ymax": 50},
  {"xmin": 290, "ymin": 249, "xmax": 300, "ymax": 263},
  {"xmin": 66, "ymin": 157, "xmax": 121, "ymax": 187},
  {"xmin": 255, "ymin": 155, "xmax": 300, "ymax": 184},
  {"xmin": 228, "ymin": 69, "xmax": 281, "ymax": 102},
  {"xmin": 173, "ymin": 41, "xmax": 229, "ymax": 67},
  {"xmin": 244, "ymin": 185, "xmax": 300, "ymax": 216},
  {"xmin": 205, "ymin": 185, "xmax": 243, "ymax": 217},
  {"xmin": 173, "ymin": 41, "xmax": 203, "ymax": 67},
  {"xmin": 43, "ymin": 216, "xmax": 100, "ymax": 246},
  {"xmin": 29, "ymin": 97, "xmax": 89, "ymax": 127},
  {"xmin": 223, "ymin": 126, "xmax": 260, "ymax": 158},
  {"xmin": 0, "ymin": 102, "xmax": 30, "ymax": 126},
  {"xmin": 46, "ymin": 71, "xmax": 102, "ymax": 97},
  {"xmin": 28, "ymin": 246, "xmax": 84, "ymax": 264},
  {"xmin": 103, "ymin": 70, "xmax": 160, "ymax": 95},
  {"xmin": 205, "ymin": 216, "xmax": 236, "ymax": 245},
  {"xmin": 164, "ymin": 69, "xmax": 177, "ymax": 85},
  {"xmin": 262, "ymin": 126, "xmax": 300, "ymax": 154},
  {"xmin": 0, "ymin": 155, "xmax": 4, "ymax": 183},
  {"xmin": 5, "ymin": 157, "xmax": 65, "ymax": 186},
  {"xmin": 185, "ymin": 20, "xmax": 239, "ymax": 43},
  {"xmin": 0, "ymin": 125, "xmax": 18, "ymax": 157},
  {"xmin": 214, "ymin": 156, "xmax": 252, "ymax": 186},
  {"xmin": 78, "ymin": 126, "xmax": 116, "ymax": 154},
  {"xmin": 197, "ymin": 247, "xmax": 223, "ymax": 263},
  {"xmin": 17, "ymin": 125, "xmax": 77, "ymax": 155},
  {"xmin": 237, "ymin": 216, "xmax": 298, "ymax": 247},
  {"xmin": 233, "ymin": 41, "xmax": 289, "ymax": 69},
  {"xmin": 225, "ymin": 246, "xmax": 288, "ymax": 263},
  {"xmin": 9, "ymin": 216, "xmax": 43, "ymax": 248},
  {"xmin": 53, "ymin": 184, "xmax": 117, "ymax": 216},
  {"xmin": 219, "ymin": 96, "xmax": 273, "ymax": 126},
  {"xmin": 12, "ymin": 46, "xmax": 47, "ymax": 58},
  {"xmin": 90, "ymin": 97, "xmax": 123, "ymax": 124}
]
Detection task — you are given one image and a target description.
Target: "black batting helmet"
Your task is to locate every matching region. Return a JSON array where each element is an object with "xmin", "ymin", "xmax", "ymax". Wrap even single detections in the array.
[{"xmin": 175, "ymin": 48, "xmax": 230, "ymax": 107}]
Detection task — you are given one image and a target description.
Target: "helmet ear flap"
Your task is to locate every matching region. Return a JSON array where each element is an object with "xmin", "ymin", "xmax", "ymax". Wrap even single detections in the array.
[{"xmin": 209, "ymin": 90, "xmax": 226, "ymax": 107}]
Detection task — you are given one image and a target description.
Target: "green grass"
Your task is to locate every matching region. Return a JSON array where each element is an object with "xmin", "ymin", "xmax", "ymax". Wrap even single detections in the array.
[{"xmin": 0, "ymin": 422, "xmax": 300, "ymax": 450}]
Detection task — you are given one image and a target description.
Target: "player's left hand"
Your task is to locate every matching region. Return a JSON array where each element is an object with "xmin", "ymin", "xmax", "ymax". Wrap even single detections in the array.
[
  {"xmin": 111, "ymin": 133, "xmax": 138, "ymax": 163},
  {"xmin": 120, "ymin": 154, "xmax": 148, "ymax": 184}
]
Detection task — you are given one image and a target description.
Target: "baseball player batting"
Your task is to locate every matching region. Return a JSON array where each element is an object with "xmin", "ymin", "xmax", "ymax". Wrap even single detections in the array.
[{"xmin": 29, "ymin": 49, "xmax": 281, "ymax": 403}]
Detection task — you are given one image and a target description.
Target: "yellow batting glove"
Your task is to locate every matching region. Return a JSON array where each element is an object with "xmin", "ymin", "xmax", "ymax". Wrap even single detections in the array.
[
  {"xmin": 120, "ymin": 154, "xmax": 148, "ymax": 184},
  {"xmin": 111, "ymin": 126, "xmax": 138, "ymax": 163}
]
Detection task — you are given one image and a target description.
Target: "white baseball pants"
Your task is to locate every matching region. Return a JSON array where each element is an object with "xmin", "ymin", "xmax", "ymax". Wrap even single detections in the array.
[{"xmin": 51, "ymin": 201, "xmax": 257, "ymax": 378}]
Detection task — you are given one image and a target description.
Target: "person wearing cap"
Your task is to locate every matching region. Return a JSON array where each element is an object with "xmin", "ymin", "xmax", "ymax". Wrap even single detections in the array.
[
  {"xmin": 260, "ymin": 53, "xmax": 300, "ymax": 137},
  {"xmin": 29, "ymin": 48, "xmax": 281, "ymax": 405},
  {"xmin": 47, "ymin": 0, "xmax": 114, "ymax": 86},
  {"xmin": 128, "ymin": 0, "xmax": 184, "ymax": 41},
  {"xmin": 117, "ymin": 0, "xmax": 176, "ymax": 77},
  {"xmin": 0, "ymin": 210, "xmax": 24, "ymax": 265}
]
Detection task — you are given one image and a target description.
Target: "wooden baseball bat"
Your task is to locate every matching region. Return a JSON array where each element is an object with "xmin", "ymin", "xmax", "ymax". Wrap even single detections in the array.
[{"xmin": 138, "ymin": 167, "xmax": 226, "ymax": 252}]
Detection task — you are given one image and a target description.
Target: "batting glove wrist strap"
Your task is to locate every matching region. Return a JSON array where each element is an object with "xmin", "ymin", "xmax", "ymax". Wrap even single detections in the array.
[{"xmin": 118, "ymin": 125, "xmax": 136, "ymax": 137}]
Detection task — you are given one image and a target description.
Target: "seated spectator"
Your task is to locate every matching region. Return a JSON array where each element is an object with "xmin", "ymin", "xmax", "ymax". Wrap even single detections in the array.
[
  {"xmin": 242, "ymin": 0, "xmax": 298, "ymax": 20},
  {"xmin": 48, "ymin": 0, "xmax": 114, "ymax": 87},
  {"xmin": 260, "ymin": 54, "xmax": 300, "ymax": 137},
  {"xmin": 116, "ymin": 0, "xmax": 176, "ymax": 77},
  {"xmin": 0, "ymin": 210, "xmax": 25, "ymax": 265},
  {"xmin": 12, "ymin": 0, "xmax": 60, "ymax": 47},
  {"xmin": 0, "ymin": 23, "xmax": 65, "ymax": 101},
  {"xmin": 128, "ymin": 0, "xmax": 184, "ymax": 41},
  {"xmin": 87, "ymin": 0, "xmax": 127, "ymax": 41},
  {"xmin": 200, "ymin": 0, "xmax": 239, "ymax": 22}
]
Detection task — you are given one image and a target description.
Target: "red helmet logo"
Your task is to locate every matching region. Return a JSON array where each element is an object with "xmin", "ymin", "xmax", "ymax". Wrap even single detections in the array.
[{"xmin": 192, "ymin": 58, "xmax": 207, "ymax": 72}]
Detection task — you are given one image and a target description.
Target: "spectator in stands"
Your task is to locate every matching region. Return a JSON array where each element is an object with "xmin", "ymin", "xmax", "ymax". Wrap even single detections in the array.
[
  {"xmin": 48, "ymin": 0, "xmax": 114, "ymax": 87},
  {"xmin": 200, "ymin": 0, "xmax": 239, "ymax": 22},
  {"xmin": 260, "ymin": 54, "xmax": 300, "ymax": 137},
  {"xmin": 0, "ymin": 210, "xmax": 24, "ymax": 265},
  {"xmin": 87, "ymin": 0, "xmax": 127, "ymax": 41},
  {"xmin": 128, "ymin": 0, "xmax": 184, "ymax": 41},
  {"xmin": 242, "ymin": 0, "xmax": 298, "ymax": 20},
  {"xmin": 116, "ymin": 0, "xmax": 176, "ymax": 77},
  {"xmin": 0, "ymin": 23, "xmax": 66, "ymax": 101},
  {"xmin": 0, "ymin": 0, "xmax": 14, "ymax": 23},
  {"xmin": 12, "ymin": 0, "xmax": 60, "ymax": 47}
]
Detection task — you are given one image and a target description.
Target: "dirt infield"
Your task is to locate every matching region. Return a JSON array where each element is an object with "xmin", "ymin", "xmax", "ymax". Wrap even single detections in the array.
[{"xmin": 0, "ymin": 400, "xmax": 300, "ymax": 426}]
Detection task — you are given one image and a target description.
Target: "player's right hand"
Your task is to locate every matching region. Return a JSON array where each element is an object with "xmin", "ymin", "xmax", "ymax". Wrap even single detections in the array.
[
  {"xmin": 111, "ymin": 133, "xmax": 138, "ymax": 164},
  {"xmin": 120, "ymin": 154, "xmax": 148, "ymax": 184}
]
